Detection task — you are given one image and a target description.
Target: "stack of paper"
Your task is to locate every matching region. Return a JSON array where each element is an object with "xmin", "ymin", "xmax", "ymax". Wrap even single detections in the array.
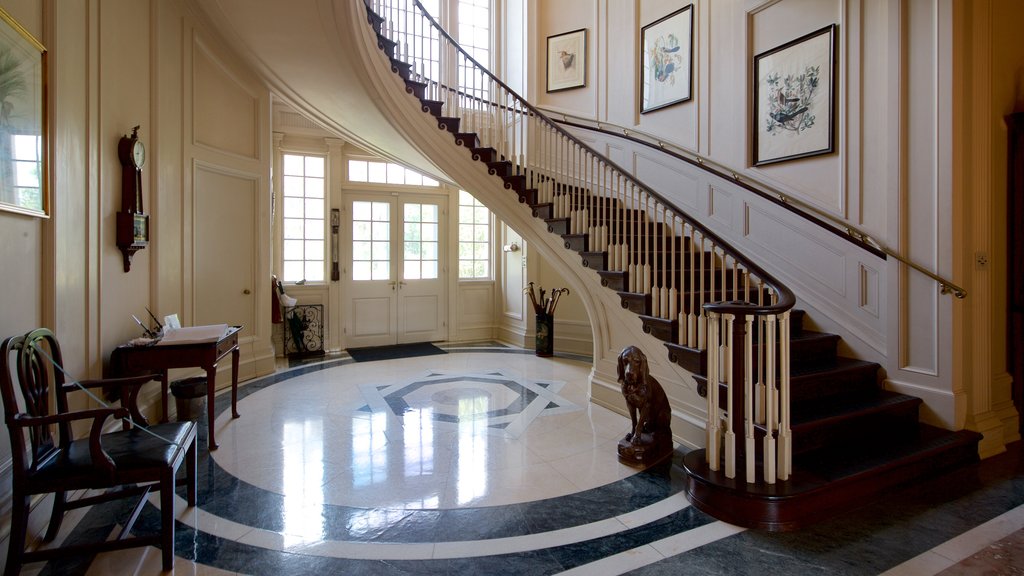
[{"xmin": 156, "ymin": 324, "xmax": 229, "ymax": 346}]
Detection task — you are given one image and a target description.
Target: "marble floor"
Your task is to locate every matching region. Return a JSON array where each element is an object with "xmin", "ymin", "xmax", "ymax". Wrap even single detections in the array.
[{"xmin": 5, "ymin": 342, "xmax": 1024, "ymax": 575}]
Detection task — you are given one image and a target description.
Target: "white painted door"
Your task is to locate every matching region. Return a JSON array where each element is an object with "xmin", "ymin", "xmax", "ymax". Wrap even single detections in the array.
[
  {"xmin": 344, "ymin": 193, "xmax": 447, "ymax": 347},
  {"xmin": 194, "ymin": 168, "xmax": 257, "ymax": 332}
]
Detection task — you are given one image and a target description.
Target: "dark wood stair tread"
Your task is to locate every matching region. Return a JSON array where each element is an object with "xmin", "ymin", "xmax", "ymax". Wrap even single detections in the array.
[
  {"xmin": 682, "ymin": 425, "xmax": 981, "ymax": 530},
  {"xmin": 789, "ymin": 389, "xmax": 920, "ymax": 428}
]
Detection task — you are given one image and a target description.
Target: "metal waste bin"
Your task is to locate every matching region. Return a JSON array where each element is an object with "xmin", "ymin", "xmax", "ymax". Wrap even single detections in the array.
[{"xmin": 170, "ymin": 376, "xmax": 207, "ymax": 421}]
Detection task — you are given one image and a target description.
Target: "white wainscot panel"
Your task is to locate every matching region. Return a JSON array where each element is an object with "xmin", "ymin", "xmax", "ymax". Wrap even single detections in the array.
[
  {"xmin": 193, "ymin": 39, "xmax": 259, "ymax": 159},
  {"xmin": 634, "ymin": 153, "xmax": 700, "ymax": 211},
  {"xmin": 744, "ymin": 203, "xmax": 846, "ymax": 298},
  {"xmin": 607, "ymin": 143, "xmax": 628, "ymax": 171},
  {"xmin": 858, "ymin": 262, "xmax": 879, "ymax": 317},
  {"xmin": 708, "ymin": 185, "xmax": 735, "ymax": 229},
  {"xmin": 458, "ymin": 283, "xmax": 495, "ymax": 329}
]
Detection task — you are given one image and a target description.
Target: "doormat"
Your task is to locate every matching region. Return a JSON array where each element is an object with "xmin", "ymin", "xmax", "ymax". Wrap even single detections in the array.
[{"xmin": 346, "ymin": 342, "xmax": 447, "ymax": 363}]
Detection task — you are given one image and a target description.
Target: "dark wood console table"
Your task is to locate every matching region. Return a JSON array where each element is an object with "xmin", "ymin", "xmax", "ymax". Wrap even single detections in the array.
[{"xmin": 111, "ymin": 326, "xmax": 242, "ymax": 449}]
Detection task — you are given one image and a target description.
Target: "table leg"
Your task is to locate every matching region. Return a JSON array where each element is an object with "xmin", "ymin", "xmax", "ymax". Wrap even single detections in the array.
[
  {"xmin": 206, "ymin": 363, "xmax": 219, "ymax": 450},
  {"xmin": 160, "ymin": 371, "xmax": 169, "ymax": 423},
  {"xmin": 231, "ymin": 346, "xmax": 240, "ymax": 419}
]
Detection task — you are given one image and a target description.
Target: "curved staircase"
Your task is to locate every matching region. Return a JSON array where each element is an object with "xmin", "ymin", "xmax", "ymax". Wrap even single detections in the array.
[{"xmin": 359, "ymin": 0, "xmax": 982, "ymax": 530}]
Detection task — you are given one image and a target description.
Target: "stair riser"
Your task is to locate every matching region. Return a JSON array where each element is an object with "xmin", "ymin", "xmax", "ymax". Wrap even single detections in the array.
[
  {"xmin": 789, "ymin": 363, "xmax": 880, "ymax": 406},
  {"xmin": 683, "ymin": 433, "xmax": 980, "ymax": 531},
  {"xmin": 697, "ymin": 360, "xmax": 879, "ymax": 405},
  {"xmin": 786, "ymin": 402, "xmax": 921, "ymax": 456}
]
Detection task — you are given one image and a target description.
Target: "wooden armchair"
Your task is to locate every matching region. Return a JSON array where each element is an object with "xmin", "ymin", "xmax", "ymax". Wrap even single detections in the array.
[{"xmin": 1, "ymin": 328, "xmax": 198, "ymax": 575}]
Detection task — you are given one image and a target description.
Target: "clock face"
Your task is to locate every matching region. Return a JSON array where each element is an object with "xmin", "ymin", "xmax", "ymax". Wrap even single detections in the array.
[{"xmin": 132, "ymin": 140, "xmax": 146, "ymax": 169}]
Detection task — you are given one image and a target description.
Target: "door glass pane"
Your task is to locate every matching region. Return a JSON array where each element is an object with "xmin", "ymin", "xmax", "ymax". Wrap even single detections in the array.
[
  {"xmin": 403, "ymin": 202, "xmax": 439, "ymax": 280},
  {"xmin": 352, "ymin": 201, "xmax": 391, "ymax": 282}
]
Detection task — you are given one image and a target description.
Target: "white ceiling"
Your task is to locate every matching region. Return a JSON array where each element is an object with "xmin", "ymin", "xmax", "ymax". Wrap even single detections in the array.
[{"xmin": 191, "ymin": 0, "xmax": 452, "ymax": 181}]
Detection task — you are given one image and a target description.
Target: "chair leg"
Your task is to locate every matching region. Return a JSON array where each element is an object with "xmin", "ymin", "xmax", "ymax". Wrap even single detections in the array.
[
  {"xmin": 6, "ymin": 494, "xmax": 30, "ymax": 576},
  {"xmin": 43, "ymin": 490, "xmax": 67, "ymax": 542},
  {"xmin": 160, "ymin": 470, "xmax": 175, "ymax": 571},
  {"xmin": 186, "ymin": 435, "xmax": 197, "ymax": 507}
]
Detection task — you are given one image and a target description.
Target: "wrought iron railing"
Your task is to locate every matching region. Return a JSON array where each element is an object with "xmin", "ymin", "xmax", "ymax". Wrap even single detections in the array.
[{"xmin": 366, "ymin": 0, "xmax": 795, "ymax": 482}]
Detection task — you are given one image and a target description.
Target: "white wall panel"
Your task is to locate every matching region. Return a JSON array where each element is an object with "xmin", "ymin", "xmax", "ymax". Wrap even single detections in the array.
[
  {"xmin": 459, "ymin": 283, "xmax": 496, "ymax": 330},
  {"xmin": 634, "ymin": 153, "xmax": 700, "ymax": 211},
  {"xmin": 193, "ymin": 39, "xmax": 260, "ymax": 159},
  {"xmin": 746, "ymin": 203, "xmax": 847, "ymax": 297}
]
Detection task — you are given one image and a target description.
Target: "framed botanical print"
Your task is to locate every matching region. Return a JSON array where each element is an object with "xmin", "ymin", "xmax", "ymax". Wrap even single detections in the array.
[
  {"xmin": 640, "ymin": 5, "xmax": 693, "ymax": 114},
  {"xmin": 546, "ymin": 28, "xmax": 587, "ymax": 93},
  {"xmin": 0, "ymin": 7, "xmax": 47, "ymax": 217},
  {"xmin": 753, "ymin": 24, "xmax": 836, "ymax": 166}
]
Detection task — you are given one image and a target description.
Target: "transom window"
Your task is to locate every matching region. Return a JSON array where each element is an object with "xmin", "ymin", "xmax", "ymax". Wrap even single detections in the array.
[
  {"xmin": 281, "ymin": 154, "xmax": 325, "ymax": 282},
  {"xmin": 458, "ymin": 191, "xmax": 490, "ymax": 279},
  {"xmin": 348, "ymin": 159, "xmax": 439, "ymax": 187}
]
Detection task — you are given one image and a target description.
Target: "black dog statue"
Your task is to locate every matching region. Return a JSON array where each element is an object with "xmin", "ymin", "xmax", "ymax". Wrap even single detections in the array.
[{"xmin": 616, "ymin": 345, "xmax": 674, "ymax": 466}]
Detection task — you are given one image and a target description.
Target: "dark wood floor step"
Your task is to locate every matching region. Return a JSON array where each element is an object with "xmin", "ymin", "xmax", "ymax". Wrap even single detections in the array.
[
  {"xmin": 471, "ymin": 146, "xmax": 498, "ymax": 162},
  {"xmin": 598, "ymin": 270, "xmax": 628, "ymax": 291},
  {"xmin": 420, "ymin": 99, "xmax": 444, "ymax": 116},
  {"xmin": 618, "ymin": 291, "xmax": 652, "ymax": 315},
  {"xmin": 404, "ymin": 78, "xmax": 427, "ymax": 99},
  {"xmin": 695, "ymin": 356, "xmax": 880, "ymax": 402},
  {"xmin": 682, "ymin": 425, "xmax": 981, "ymax": 530},
  {"xmin": 365, "ymin": 4, "xmax": 386, "ymax": 32},
  {"xmin": 580, "ymin": 251, "xmax": 607, "ymax": 271},
  {"xmin": 784, "ymin": 391, "xmax": 923, "ymax": 455},
  {"xmin": 788, "ymin": 357, "xmax": 881, "ymax": 405},
  {"xmin": 787, "ymin": 331, "xmax": 841, "ymax": 371},
  {"xmin": 454, "ymin": 132, "xmax": 479, "ymax": 149},
  {"xmin": 486, "ymin": 160, "xmax": 513, "ymax": 176},
  {"xmin": 390, "ymin": 58, "xmax": 413, "ymax": 80},
  {"xmin": 665, "ymin": 342, "xmax": 706, "ymax": 376},
  {"xmin": 376, "ymin": 34, "xmax": 397, "ymax": 58},
  {"xmin": 436, "ymin": 116, "xmax": 460, "ymax": 133},
  {"xmin": 663, "ymin": 325, "xmax": 839, "ymax": 379},
  {"xmin": 639, "ymin": 314, "xmax": 677, "ymax": 343}
]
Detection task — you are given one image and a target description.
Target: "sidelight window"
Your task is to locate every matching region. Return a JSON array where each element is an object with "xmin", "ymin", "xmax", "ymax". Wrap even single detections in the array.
[{"xmin": 281, "ymin": 154, "xmax": 325, "ymax": 283}]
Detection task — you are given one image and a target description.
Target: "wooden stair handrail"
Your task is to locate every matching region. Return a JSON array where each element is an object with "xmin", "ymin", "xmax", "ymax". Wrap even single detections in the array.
[{"xmin": 381, "ymin": 0, "xmax": 796, "ymax": 317}]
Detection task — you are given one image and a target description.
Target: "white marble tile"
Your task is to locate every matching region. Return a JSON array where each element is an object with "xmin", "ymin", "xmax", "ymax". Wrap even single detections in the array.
[
  {"xmin": 880, "ymin": 503, "xmax": 1024, "ymax": 576},
  {"xmin": 616, "ymin": 492, "xmax": 691, "ymax": 530},
  {"xmin": 648, "ymin": 520, "xmax": 746, "ymax": 558},
  {"xmin": 881, "ymin": 551, "xmax": 956, "ymax": 576},
  {"xmin": 85, "ymin": 546, "xmax": 241, "ymax": 576},
  {"xmin": 556, "ymin": 544, "xmax": 666, "ymax": 576},
  {"xmin": 545, "ymin": 437, "xmax": 639, "ymax": 491}
]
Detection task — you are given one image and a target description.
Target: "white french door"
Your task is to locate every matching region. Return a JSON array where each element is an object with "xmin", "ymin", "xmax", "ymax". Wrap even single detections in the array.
[{"xmin": 343, "ymin": 192, "xmax": 448, "ymax": 347}]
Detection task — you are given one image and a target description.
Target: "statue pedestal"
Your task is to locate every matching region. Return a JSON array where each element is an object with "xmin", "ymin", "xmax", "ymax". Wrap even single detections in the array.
[{"xmin": 617, "ymin": 432, "xmax": 673, "ymax": 467}]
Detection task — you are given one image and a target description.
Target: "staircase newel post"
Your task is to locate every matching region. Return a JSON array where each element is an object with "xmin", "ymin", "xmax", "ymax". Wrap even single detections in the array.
[
  {"xmin": 706, "ymin": 311, "xmax": 721, "ymax": 471},
  {"xmin": 778, "ymin": 311, "xmax": 793, "ymax": 480},
  {"xmin": 744, "ymin": 313, "xmax": 756, "ymax": 482},
  {"xmin": 723, "ymin": 313, "xmax": 736, "ymax": 478},
  {"xmin": 763, "ymin": 314, "xmax": 778, "ymax": 484}
]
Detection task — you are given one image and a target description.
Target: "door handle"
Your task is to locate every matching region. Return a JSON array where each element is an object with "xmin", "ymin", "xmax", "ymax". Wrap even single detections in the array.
[
  {"xmin": 388, "ymin": 281, "xmax": 397, "ymax": 291},
  {"xmin": 242, "ymin": 289, "xmax": 251, "ymax": 295}
]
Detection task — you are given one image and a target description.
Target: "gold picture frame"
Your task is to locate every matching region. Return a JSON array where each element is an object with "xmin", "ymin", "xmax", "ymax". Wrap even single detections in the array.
[{"xmin": 0, "ymin": 7, "xmax": 47, "ymax": 217}]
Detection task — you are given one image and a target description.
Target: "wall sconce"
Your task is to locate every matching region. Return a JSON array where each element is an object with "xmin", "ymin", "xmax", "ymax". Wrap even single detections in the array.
[{"xmin": 502, "ymin": 242, "xmax": 520, "ymax": 253}]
